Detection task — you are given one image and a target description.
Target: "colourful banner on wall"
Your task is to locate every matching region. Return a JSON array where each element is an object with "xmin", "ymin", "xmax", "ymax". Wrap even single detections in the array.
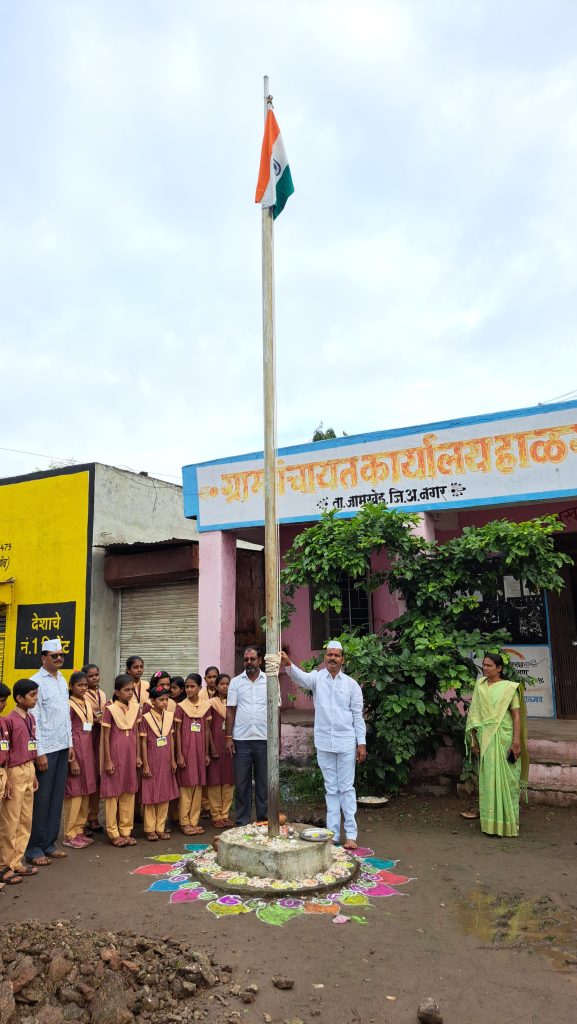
[{"xmin": 502, "ymin": 645, "xmax": 555, "ymax": 718}]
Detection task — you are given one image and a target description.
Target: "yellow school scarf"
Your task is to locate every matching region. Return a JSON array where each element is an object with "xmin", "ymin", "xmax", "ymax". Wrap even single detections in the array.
[
  {"xmin": 69, "ymin": 697, "xmax": 94, "ymax": 725},
  {"xmin": 143, "ymin": 709, "xmax": 175, "ymax": 736},
  {"xmin": 179, "ymin": 697, "xmax": 211, "ymax": 720},
  {"xmin": 107, "ymin": 700, "xmax": 140, "ymax": 733},
  {"xmin": 85, "ymin": 688, "xmax": 107, "ymax": 715},
  {"xmin": 132, "ymin": 679, "xmax": 150, "ymax": 706},
  {"xmin": 209, "ymin": 696, "xmax": 226, "ymax": 719}
]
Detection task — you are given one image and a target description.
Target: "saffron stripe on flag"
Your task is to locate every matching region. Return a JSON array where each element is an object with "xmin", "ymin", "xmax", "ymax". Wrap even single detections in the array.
[{"xmin": 255, "ymin": 106, "xmax": 294, "ymax": 218}]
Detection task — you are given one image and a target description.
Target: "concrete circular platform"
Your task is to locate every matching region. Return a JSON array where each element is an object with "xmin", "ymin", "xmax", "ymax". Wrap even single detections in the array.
[{"xmin": 186, "ymin": 824, "xmax": 360, "ymax": 897}]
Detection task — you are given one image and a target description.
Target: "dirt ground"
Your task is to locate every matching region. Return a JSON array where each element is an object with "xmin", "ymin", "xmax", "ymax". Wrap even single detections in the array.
[{"xmin": 2, "ymin": 795, "xmax": 576, "ymax": 1024}]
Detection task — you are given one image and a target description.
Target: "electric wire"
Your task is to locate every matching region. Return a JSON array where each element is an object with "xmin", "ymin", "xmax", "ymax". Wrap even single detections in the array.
[
  {"xmin": 539, "ymin": 387, "xmax": 577, "ymax": 405},
  {"xmin": 0, "ymin": 446, "xmax": 181, "ymax": 481}
]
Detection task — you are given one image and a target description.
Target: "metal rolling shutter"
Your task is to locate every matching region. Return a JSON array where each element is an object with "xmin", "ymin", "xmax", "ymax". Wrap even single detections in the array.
[{"xmin": 119, "ymin": 580, "xmax": 199, "ymax": 679}]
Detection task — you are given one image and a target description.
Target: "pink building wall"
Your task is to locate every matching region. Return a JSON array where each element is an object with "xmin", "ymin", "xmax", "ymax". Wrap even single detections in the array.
[{"xmin": 198, "ymin": 531, "xmax": 236, "ymax": 676}]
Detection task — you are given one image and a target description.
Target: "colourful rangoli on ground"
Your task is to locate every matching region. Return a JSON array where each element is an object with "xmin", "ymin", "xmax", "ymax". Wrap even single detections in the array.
[{"xmin": 131, "ymin": 844, "xmax": 416, "ymax": 926}]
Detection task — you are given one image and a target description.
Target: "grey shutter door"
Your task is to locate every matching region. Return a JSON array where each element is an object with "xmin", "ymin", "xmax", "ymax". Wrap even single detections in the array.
[{"xmin": 119, "ymin": 580, "xmax": 199, "ymax": 679}]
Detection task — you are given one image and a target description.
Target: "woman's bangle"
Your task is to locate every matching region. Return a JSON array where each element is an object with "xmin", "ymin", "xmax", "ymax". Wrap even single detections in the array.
[{"xmin": 225, "ymin": 735, "xmax": 233, "ymax": 739}]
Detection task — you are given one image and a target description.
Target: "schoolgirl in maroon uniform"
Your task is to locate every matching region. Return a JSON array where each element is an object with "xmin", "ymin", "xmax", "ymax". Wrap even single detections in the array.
[
  {"xmin": 83, "ymin": 662, "xmax": 106, "ymax": 832},
  {"xmin": 63, "ymin": 671, "xmax": 97, "ymax": 849}
]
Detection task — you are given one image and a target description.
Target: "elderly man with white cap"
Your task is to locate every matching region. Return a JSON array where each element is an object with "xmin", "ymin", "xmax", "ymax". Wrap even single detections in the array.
[
  {"xmin": 281, "ymin": 641, "xmax": 366, "ymax": 849},
  {"xmin": 25, "ymin": 638, "xmax": 74, "ymax": 866}
]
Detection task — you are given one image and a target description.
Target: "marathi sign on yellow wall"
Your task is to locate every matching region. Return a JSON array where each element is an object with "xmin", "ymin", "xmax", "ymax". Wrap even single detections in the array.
[{"xmin": 0, "ymin": 470, "xmax": 90, "ymax": 694}]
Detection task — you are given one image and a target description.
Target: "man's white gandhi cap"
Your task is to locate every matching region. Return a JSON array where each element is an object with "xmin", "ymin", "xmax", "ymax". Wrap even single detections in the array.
[
  {"xmin": 42, "ymin": 638, "xmax": 63, "ymax": 653},
  {"xmin": 326, "ymin": 640, "xmax": 343, "ymax": 651}
]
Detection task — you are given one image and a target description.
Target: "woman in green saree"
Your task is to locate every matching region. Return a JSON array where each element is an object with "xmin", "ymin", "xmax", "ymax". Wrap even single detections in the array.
[{"xmin": 465, "ymin": 653, "xmax": 529, "ymax": 837}]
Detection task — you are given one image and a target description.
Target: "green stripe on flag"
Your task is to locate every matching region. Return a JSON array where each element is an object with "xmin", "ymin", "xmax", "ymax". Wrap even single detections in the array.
[{"xmin": 273, "ymin": 165, "xmax": 294, "ymax": 219}]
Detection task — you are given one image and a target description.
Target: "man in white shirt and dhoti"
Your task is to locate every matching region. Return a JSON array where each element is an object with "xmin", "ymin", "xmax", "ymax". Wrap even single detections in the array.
[{"xmin": 281, "ymin": 640, "xmax": 366, "ymax": 850}]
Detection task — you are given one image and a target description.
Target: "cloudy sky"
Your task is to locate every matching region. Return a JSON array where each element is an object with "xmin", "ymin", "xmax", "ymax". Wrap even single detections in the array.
[{"xmin": 2, "ymin": 0, "xmax": 577, "ymax": 483}]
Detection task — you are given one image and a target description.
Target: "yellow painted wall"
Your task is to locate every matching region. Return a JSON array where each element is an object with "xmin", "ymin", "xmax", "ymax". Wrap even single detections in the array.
[{"xmin": 0, "ymin": 470, "xmax": 90, "ymax": 701}]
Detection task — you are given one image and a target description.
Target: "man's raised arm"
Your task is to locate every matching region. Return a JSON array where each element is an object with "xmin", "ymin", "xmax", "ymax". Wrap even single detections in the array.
[{"xmin": 280, "ymin": 651, "xmax": 317, "ymax": 692}]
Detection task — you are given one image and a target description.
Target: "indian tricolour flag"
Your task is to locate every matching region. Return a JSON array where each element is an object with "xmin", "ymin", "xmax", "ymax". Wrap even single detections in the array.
[{"xmin": 255, "ymin": 105, "xmax": 294, "ymax": 219}]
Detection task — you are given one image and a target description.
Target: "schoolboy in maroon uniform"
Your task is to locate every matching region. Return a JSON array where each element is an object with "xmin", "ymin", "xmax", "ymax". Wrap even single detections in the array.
[
  {"xmin": 0, "ymin": 682, "xmax": 10, "ymax": 888},
  {"xmin": 0, "ymin": 680, "xmax": 39, "ymax": 883}
]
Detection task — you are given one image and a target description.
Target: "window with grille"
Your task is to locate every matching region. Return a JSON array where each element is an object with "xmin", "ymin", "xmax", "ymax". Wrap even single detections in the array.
[{"xmin": 310, "ymin": 574, "xmax": 371, "ymax": 650}]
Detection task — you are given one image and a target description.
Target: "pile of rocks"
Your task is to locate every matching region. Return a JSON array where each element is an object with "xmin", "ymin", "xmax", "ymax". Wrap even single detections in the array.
[{"xmin": 0, "ymin": 920, "xmax": 234, "ymax": 1024}]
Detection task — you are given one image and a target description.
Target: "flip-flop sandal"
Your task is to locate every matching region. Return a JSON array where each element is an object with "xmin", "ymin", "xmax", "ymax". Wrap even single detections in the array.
[
  {"xmin": 0, "ymin": 869, "xmax": 23, "ymax": 885},
  {"xmin": 46, "ymin": 850, "xmax": 67, "ymax": 859},
  {"xmin": 157, "ymin": 832, "xmax": 172, "ymax": 841},
  {"xmin": 460, "ymin": 811, "xmax": 480, "ymax": 820},
  {"xmin": 189, "ymin": 827, "xmax": 205, "ymax": 835},
  {"xmin": 15, "ymin": 865, "xmax": 38, "ymax": 876},
  {"xmin": 123, "ymin": 836, "xmax": 137, "ymax": 846},
  {"xmin": 26, "ymin": 856, "xmax": 51, "ymax": 866},
  {"xmin": 181, "ymin": 826, "xmax": 195, "ymax": 836},
  {"xmin": 145, "ymin": 833, "xmax": 159, "ymax": 841}
]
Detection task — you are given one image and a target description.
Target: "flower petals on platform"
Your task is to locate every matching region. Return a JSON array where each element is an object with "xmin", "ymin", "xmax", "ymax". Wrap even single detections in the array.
[{"xmin": 133, "ymin": 842, "xmax": 415, "ymax": 927}]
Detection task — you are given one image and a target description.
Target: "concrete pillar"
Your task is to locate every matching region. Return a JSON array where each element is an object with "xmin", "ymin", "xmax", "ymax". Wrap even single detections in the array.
[
  {"xmin": 412, "ymin": 512, "xmax": 436, "ymax": 542},
  {"xmin": 198, "ymin": 531, "xmax": 236, "ymax": 676}
]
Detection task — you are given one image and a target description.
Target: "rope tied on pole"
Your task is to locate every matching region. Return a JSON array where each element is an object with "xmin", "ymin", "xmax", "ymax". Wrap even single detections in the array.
[{"xmin": 264, "ymin": 652, "xmax": 282, "ymax": 677}]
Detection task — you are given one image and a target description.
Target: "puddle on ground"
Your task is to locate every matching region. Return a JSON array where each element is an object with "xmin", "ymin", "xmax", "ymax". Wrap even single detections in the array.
[{"xmin": 456, "ymin": 891, "xmax": 577, "ymax": 973}]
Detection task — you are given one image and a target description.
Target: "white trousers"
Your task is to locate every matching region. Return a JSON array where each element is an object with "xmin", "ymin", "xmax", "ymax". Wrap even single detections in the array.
[{"xmin": 316, "ymin": 747, "xmax": 357, "ymax": 841}]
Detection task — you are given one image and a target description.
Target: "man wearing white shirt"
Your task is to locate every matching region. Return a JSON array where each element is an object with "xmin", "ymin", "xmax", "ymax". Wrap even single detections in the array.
[
  {"xmin": 281, "ymin": 640, "xmax": 366, "ymax": 850},
  {"xmin": 26, "ymin": 638, "xmax": 74, "ymax": 866},
  {"xmin": 225, "ymin": 647, "xmax": 269, "ymax": 826}
]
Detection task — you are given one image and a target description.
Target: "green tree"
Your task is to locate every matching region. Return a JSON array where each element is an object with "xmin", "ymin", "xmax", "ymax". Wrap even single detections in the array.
[
  {"xmin": 281, "ymin": 504, "xmax": 571, "ymax": 792},
  {"xmin": 312, "ymin": 423, "xmax": 337, "ymax": 442}
]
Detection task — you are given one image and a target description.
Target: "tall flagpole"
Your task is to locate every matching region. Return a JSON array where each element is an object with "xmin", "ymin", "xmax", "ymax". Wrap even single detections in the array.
[{"xmin": 261, "ymin": 74, "xmax": 280, "ymax": 837}]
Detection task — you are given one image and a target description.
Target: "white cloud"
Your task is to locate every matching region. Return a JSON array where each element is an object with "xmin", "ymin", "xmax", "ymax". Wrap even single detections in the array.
[{"xmin": 1, "ymin": 0, "xmax": 577, "ymax": 482}]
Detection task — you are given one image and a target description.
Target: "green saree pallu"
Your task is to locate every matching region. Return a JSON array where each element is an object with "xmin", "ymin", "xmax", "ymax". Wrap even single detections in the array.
[{"xmin": 465, "ymin": 678, "xmax": 529, "ymax": 838}]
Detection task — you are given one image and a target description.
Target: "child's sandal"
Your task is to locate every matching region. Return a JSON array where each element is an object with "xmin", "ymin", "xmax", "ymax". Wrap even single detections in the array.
[
  {"xmin": 157, "ymin": 832, "xmax": 171, "ymax": 841},
  {"xmin": 0, "ymin": 868, "xmax": 23, "ymax": 885},
  {"xmin": 109, "ymin": 836, "xmax": 128, "ymax": 847},
  {"xmin": 145, "ymin": 833, "xmax": 159, "ymax": 842}
]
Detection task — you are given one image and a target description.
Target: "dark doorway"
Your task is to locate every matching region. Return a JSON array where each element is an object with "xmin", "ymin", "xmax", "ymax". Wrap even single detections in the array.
[{"xmin": 548, "ymin": 534, "xmax": 577, "ymax": 718}]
